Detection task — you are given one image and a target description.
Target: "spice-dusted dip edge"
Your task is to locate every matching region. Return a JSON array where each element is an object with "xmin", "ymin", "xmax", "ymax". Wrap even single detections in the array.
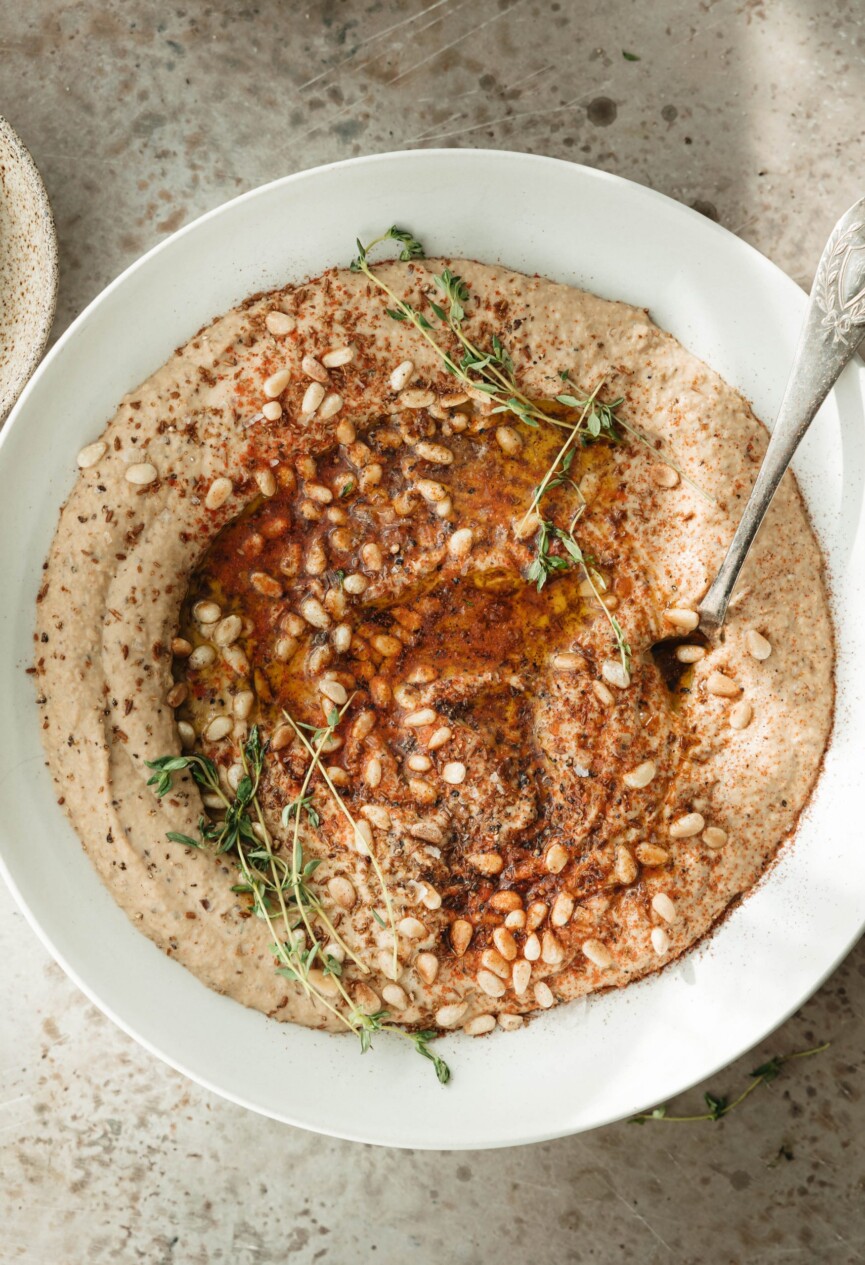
[{"xmin": 33, "ymin": 243, "xmax": 834, "ymax": 1077}]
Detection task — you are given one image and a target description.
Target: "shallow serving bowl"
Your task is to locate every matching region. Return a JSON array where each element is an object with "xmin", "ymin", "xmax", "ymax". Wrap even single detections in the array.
[
  {"xmin": 0, "ymin": 114, "xmax": 58, "ymax": 423},
  {"xmin": 1, "ymin": 150, "xmax": 863, "ymax": 1150}
]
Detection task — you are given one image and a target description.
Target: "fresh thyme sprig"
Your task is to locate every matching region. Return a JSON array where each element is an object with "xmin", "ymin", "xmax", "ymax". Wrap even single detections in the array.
[
  {"xmin": 630, "ymin": 1042, "xmax": 830, "ymax": 1124},
  {"xmin": 281, "ymin": 707, "xmax": 400, "ymax": 983},
  {"xmin": 146, "ymin": 717, "xmax": 450, "ymax": 1083}
]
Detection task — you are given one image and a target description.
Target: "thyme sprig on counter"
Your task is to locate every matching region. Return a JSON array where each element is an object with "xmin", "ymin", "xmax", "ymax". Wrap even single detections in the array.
[
  {"xmin": 630, "ymin": 1042, "xmax": 830, "ymax": 1125},
  {"xmin": 146, "ymin": 716, "xmax": 450, "ymax": 1084}
]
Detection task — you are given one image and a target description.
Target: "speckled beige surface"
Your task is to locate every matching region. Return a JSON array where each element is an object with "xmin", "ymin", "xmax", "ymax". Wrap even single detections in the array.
[
  {"xmin": 1, "ymin": 2, "xmax": 864, "ymax": 1261},
  {"xmin": 0, "ymin": 114, "xmax": 57, "ymax": 422}
]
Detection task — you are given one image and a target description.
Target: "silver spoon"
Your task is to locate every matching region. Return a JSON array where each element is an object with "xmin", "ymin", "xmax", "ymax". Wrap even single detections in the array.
[{"xmin": 698, "ymin": 197, "xmax": 865, "ymax": 630}]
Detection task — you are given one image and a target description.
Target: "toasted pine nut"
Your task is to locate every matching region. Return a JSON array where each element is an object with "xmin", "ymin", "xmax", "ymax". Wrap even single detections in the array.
[
  {"xmin": 178, "ymin": 720, "xmax": 196, "ymax": 748},
  {"xmin": 545, "ymin": 843, "xmax": 568, "ymax": 874},
  {"xmin": 495, "ymin": 425, "xmax": 522, "ymax": 455},
  {"xmin": 636, "ymin": 843, "xmax": 669, "ymax": 866},
  {"xmin": 465, "ymin": 1014, "xmax": 497, "ymax": 1036},
  {"xmin": 601, "ymin": 660, "xmax": 630, "ymax": 689},
  {"xmin": 615, "ymin": 845, "xmax": 639, "ymax": 884},
  {"xmin": 481, "ymin": 948, "xmax": 511, "ymax": 980},
  {"xmin": 301, "ymin": 353, "xmax": 328, "ymax": 382},
  {"xmin": 550, "ymin": 893, "xmax": 575, "ymax": 927},
  {"xmin": 77, "ymin": 441, "xmax": 107, "ymax": 469},
  {"xmin": 418, "ymin": 882, "xmax": 442, "ymax": 911},
  {"xmin": 193, "ymin": 600, "xmax": 222, "ymax": 624},
  {"xmin": 390, "ymin": 360, "xmax": 415, "ymax": 392},
  {"xmin": 442, "ymin": 761, "xmax": 466, "ymax": 785},
  {"xmin": 263, "ymin": 368, "xmax": 291, "ymax": 398},
  {"xmin": 265, "ymin": 310, "xmax": 295, "ymax": 336},
  {"xmin": 233, "ymin": 690, "xmax": 254, "ymax": 720},
  {"xmin": 398, "ymin": 916, "xmax": 427, "ymax": 940},
  {"xmin": 416, "ymin": 478, "xmax": 447, "ymax": 503},
  {"xmin": 319, "ymin": 678, "xmax": 347, "ymax": 705},
  {"xmin": 525, "ymin": 901, "xmax": 548, "ymax": 933},
  {"xmin": 552, "ymin": 651, "xmax": 585, "ymax": 671},
  {"xmin": 300, "ymin": 597, "xmax": 330, "ymax": 629},
  {"xmin": 541, "ymin": 931, "xmax": 564, "ymax": 965},
  {"xmin": 504, "ymin": 909, "xmax": 526, "ymax": 930},
  {"xmin": 361, "ymin": 542, "xmax": 383, "ymax": 571},
  {"xmin": 675, "ymin": 644, "xmax": 705, "ymax": 663},
  {"xmin": 512, "ymin": 959, "xmax": 532, "ymax": 995},
  {"xmin": 171, "ymin": 637, "xmax": 192, "ymax": 658},
  {"xmin": 274, "ymin": 635, "xmax": 299, "ymax": 662},
  {"xmin": 317, "ymin": 392, "xmax": 343, "ymax": 420},
  {"xmin": 301, "ymin": 381, "xmax": 326, "ymax": 416},
  {"xmin": 427, "ymin": 726, "xmax": 452, "ymax": 750},
  {"xmin": 436, "ymin": 1001, "xmax": 467, "ymax": 1028},
  {"xmin": 447, "ymin": 528, "xmax": 473, "ymax": 559},
  {"xmin": 255, "ymin": 468, "xmax": 277, "ymax": 497},
  {"xmin": 492, "ymin": 926, "xmax": 518, "ymax": 961},
  {"xmin": 343, "ymin": 573, "xmax": 368, "ymax": 595},
  {"xmin": 730, "ymin": 700, "xmax": 753, "ymax": 730},
  {"xmin": 166, "ymin": 682, "xmax": 188, "ymax": 707},
  {"xmin": 477, "ymin": 969, "xmax": 506, "ymax": 998},
  {"xmin": 407, "ymin": 753, "xmax": 431, "ymax": 773},
  {"xmin": 125, "ymin": 461, "xmax": 158, "ymax": 485},
  {"xmin": 262, "ymin": 400, "xmax": 283, "ymax": 421},
  {"xmin": 651, "ymin": 926, "xmax": 670, "ymax": 954},
  {"xmin": 592, "ymin": 679, "xmax": 615, "ymax": 705},
  {"xmin": 467, "ymin": 852, "xmax": 503, "ymax": 876},
  {"xmin": 322, "ymin": 345, "xmax": 354, "ymax": 368},
  {"xmin": 524, "ymin": 933, "xmax": 541, "ymax": 961},
  {"xmin": 213, "ymin": 614, "xmax": 243, "ymax": 647},
  {"xmin": 408, "ymin": 819, "xmax": 445, "ymax": 844},
  {"xmin": 188, "ymin": 644, "xmax": 216, "ymax": 670},
  {"xmin": 354, "ymin": 820, "xmax": 373, "ymax": 856},
  {"xmin": 416, "ymin": 952, "xmax": 439, "ymax": 985},
  {"xmin": 331, "ymin": 623, "xmax": 352, "ymax": 654},
  {"xmin": 451, "ymin": 919, "xmax": 473, "ymax": 956},
  {"xmin": 352, "ymin": 710, "xmax": 376, "ymax": 741},
  {"xmin": 746, "ymin": 629, "xmax": 772, "ymax": 660},
  {"xmin": 669, "ymin": 811, "xmax": 705, "ymax": 839},
  {"xmin": 664, "ymin": 608, "xmax": 699, "ymax": 631},
  {"xmin": 706, "ymin": 670, "xmax": 740, "ymax": 697},
  {"xmin": 703, "ymin": 826, "xmax": 728, "ymax": 849},
  {"xmin": 490, "ymin": 890, "xmax": 522, "ymax": 913},
  {"xmin": 652, "ymin": 892, "xmax": 677, "ymax": 923},
  {"xmin": 205, "ymin": 715, "xmax": 232, "ymax": 742},
  {"xmin": 250, "ymin": 571, "xmax": 282, "ymax": 596},
  {"xmin": 623, "ymin": 760, "xmax": 656, "ymax": 790},
  {"xmin": 404, "ymin": 708, "xmax": 436, "ymax": 727},
  {"xmin": 534, "ymin": 982, "xmax": 555, "ymax": 1009},
  {"xmin": 400, "ymin": 388, "xmax": 435, "ymax": 409},
  {"xmin": 582, "ymin": 938, "xmax": 613, "ymax": 968},
  {"xmin": 414, "ymin": 440, "xmax": 454, "ymax": 464},
  {"xmin": 372, "ymin": 633, "xmax": 402, "ymax": 657},
  {"xmin": 361, "ymin": 804, "xmax": 390, "ymax": 829}
]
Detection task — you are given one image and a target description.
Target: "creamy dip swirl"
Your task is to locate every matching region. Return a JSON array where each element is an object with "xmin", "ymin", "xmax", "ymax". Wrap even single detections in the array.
[{"xmin": 34, "ymin": 260, "xmax": 834, "ymax": 1036}]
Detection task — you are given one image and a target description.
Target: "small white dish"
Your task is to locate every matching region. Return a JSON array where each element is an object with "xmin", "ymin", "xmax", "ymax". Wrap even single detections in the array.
[
  {"xmin": 0, "ymin": 150, "xmax": 863, "ymax": 1150},
  {"xmin": 0, "ymin": 115, "xmax": 58, "ymax": 422}
]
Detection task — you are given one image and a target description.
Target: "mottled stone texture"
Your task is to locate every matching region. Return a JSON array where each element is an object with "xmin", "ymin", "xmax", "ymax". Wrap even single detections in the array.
[{"xmin": 1, "ymin": 1, "xmax": 864, "ymax": 1261}]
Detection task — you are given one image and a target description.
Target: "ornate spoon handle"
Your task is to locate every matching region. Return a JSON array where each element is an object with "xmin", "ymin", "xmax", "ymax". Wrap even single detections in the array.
[{"xmin": 699, "ymin": 197, "xmax": 865, "ymax": 629}]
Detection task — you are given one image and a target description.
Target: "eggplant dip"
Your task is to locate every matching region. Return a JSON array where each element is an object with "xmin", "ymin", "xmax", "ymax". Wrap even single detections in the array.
[{"xmin": 34, "ymin": 229, "xmax": 833, "ymax": 1079}]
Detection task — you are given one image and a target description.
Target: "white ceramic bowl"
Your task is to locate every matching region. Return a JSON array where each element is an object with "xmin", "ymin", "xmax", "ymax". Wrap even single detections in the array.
[
  {"xmin": 0, "ymin": 115, "xmax": 58, "ymax": 422},
  {"xmin": 1, "ymin": 151, "xmax": 863, "ymax": 1150}
]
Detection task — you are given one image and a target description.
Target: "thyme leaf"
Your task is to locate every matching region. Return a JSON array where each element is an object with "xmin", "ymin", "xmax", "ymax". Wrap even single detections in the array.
[{"xmin": 630, "ymin": 1042, "xmax": 830, "ymax": 1124}]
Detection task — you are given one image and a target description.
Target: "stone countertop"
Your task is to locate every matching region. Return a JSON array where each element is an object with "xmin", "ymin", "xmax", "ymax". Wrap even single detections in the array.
[{"xmin": 1, "ymin": 2, "xmax": 864, "ymax": 1261}]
